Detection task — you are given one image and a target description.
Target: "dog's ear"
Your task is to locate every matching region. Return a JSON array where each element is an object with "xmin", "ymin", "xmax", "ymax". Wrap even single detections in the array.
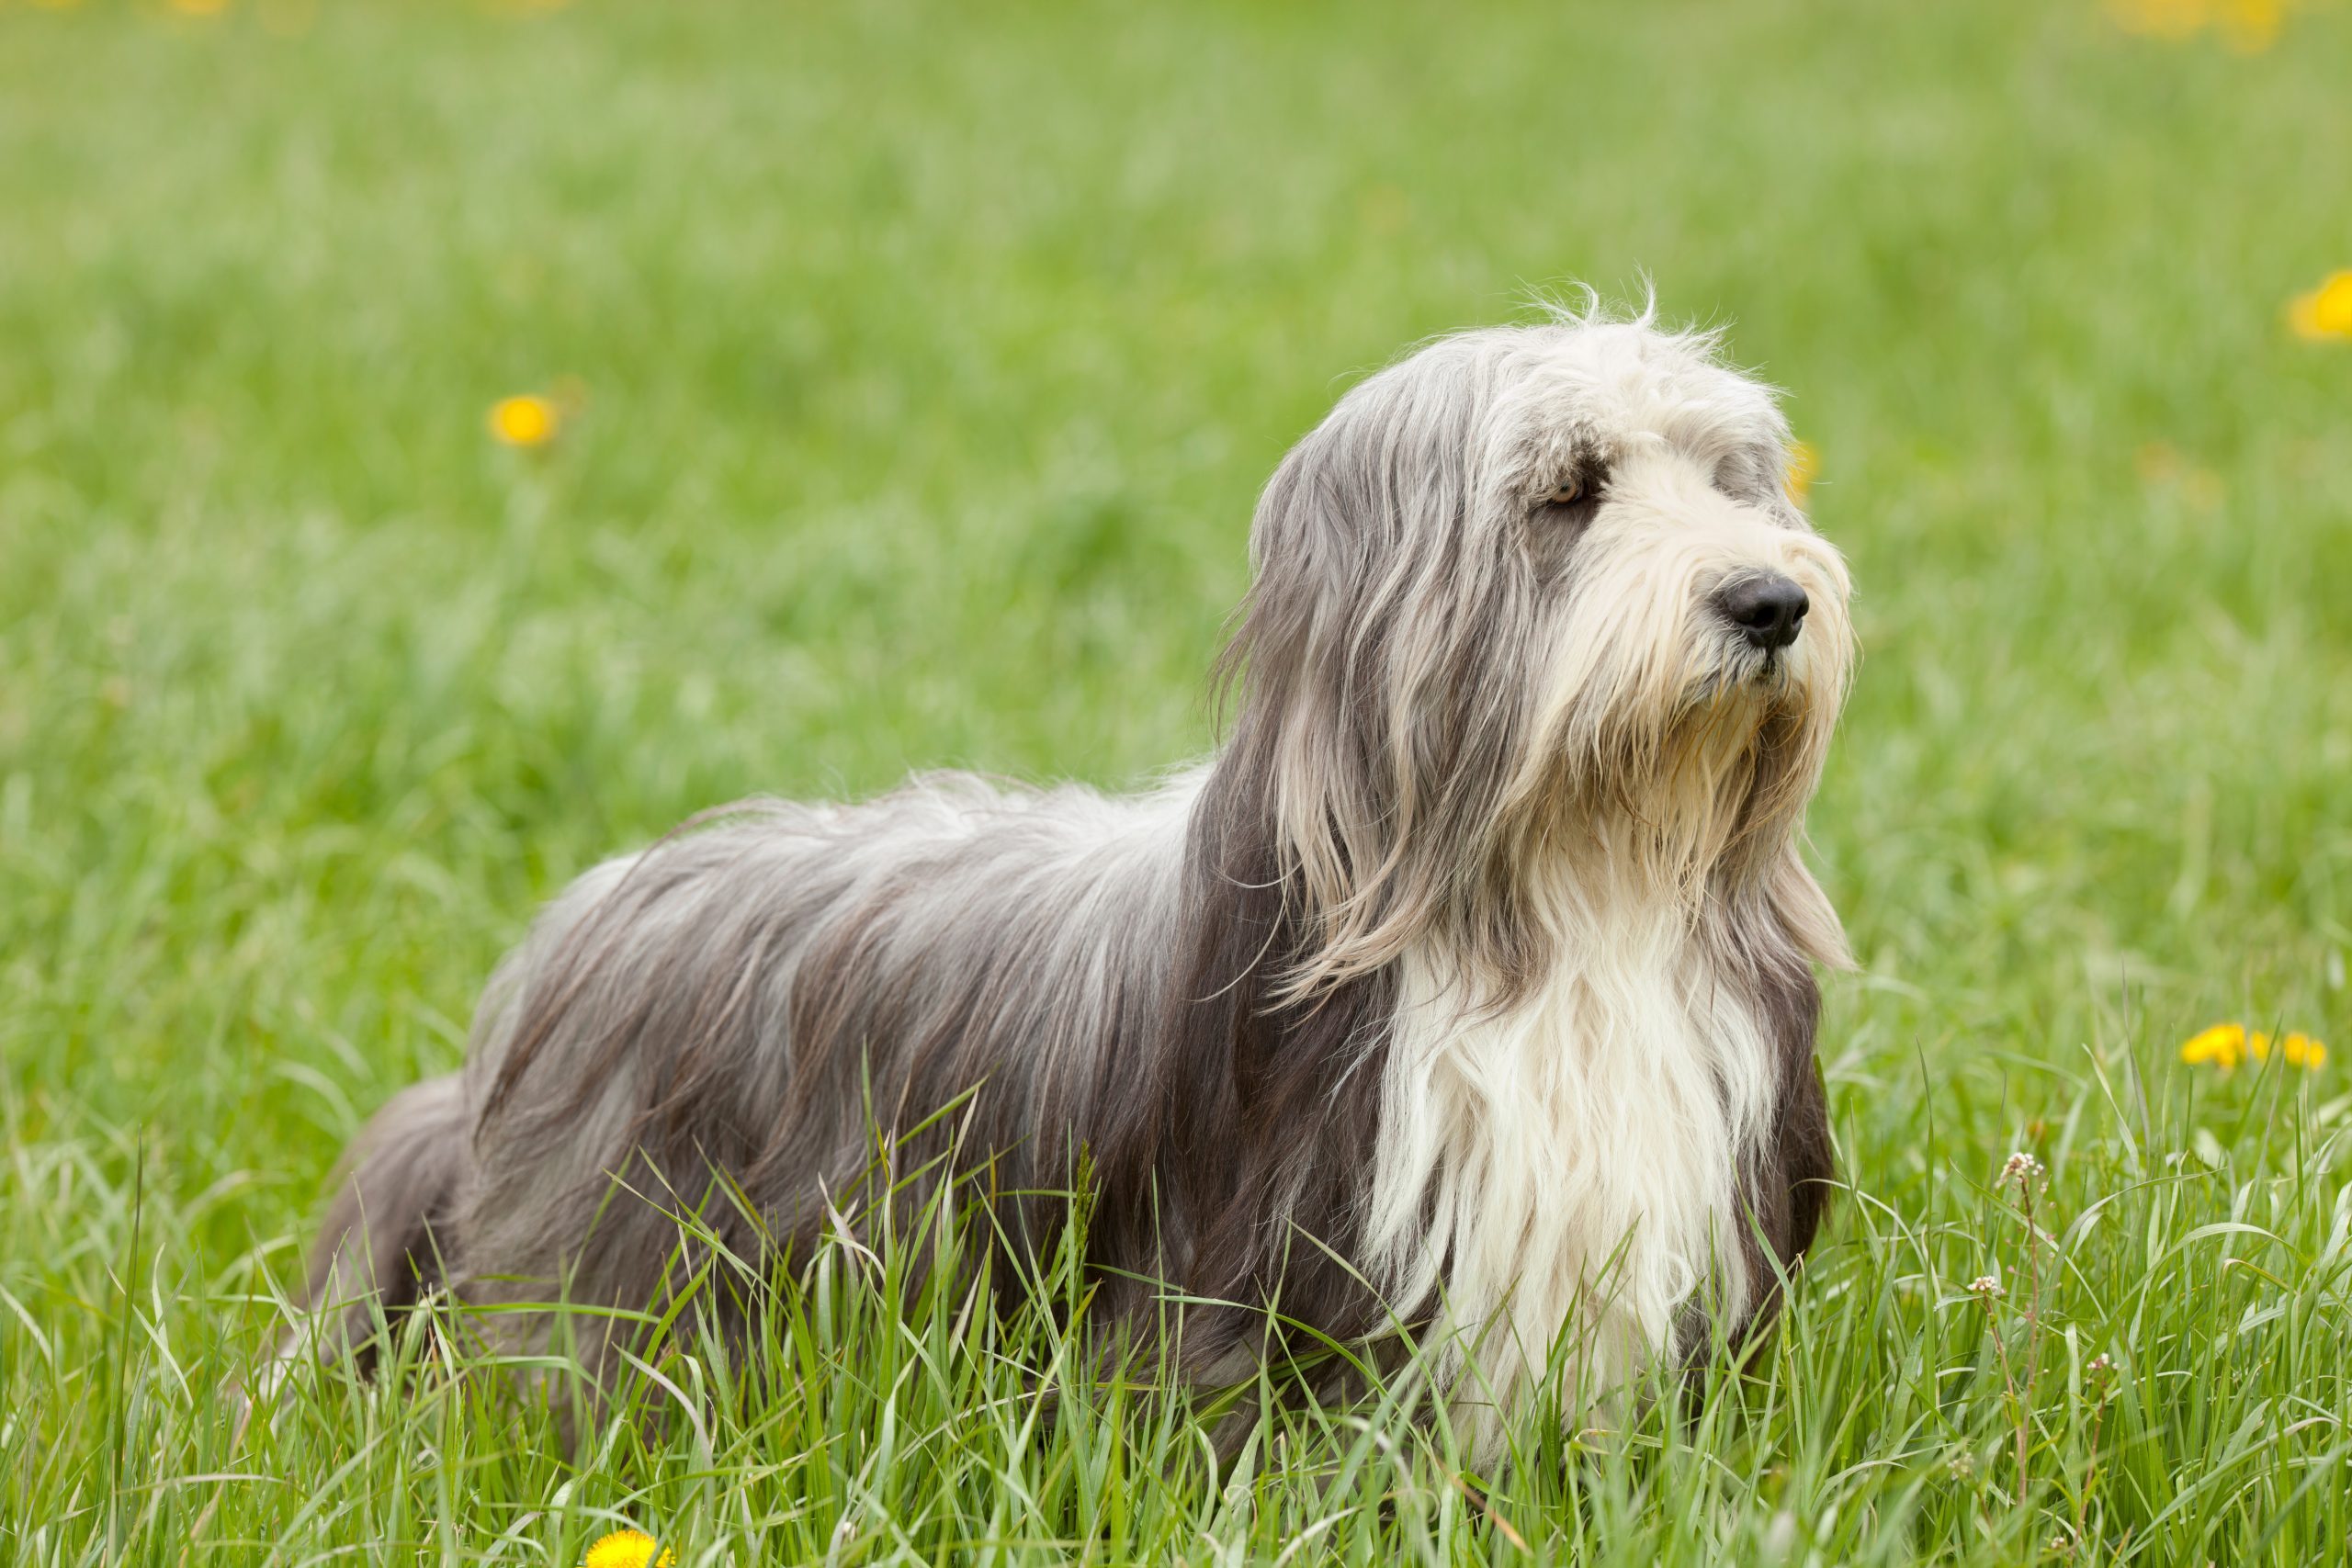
[{"xmin": 1210, "ymin": 366, "xmax": 1544, "ymax": 998}]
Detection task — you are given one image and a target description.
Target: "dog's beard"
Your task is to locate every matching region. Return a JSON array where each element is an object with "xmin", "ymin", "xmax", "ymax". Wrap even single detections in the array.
[
  {"xmin": 1518, "ymin": 611, "xmax": 1844, "ymax": 903},
  {"xmin": 1688, "ymin": 642, "xmax": 1795, "ymax": 705}
]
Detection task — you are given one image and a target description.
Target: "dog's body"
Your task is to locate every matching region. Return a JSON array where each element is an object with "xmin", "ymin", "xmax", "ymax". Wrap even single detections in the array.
[{"xmin": 300, "ymin": 307, "xmax": 1853, "ymax": 1460}]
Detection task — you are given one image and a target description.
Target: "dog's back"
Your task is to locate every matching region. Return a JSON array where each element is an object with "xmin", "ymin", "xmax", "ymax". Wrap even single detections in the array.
[{"xmin": 293, "ymin": 772, "xmax": 1195, "ymax": 1368}]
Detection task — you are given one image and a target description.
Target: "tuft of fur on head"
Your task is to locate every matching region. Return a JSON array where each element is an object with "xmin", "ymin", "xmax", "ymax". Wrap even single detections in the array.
[{"xmin": 288, "ymin": 299, "xmax": 1854, "ymax": 1470}]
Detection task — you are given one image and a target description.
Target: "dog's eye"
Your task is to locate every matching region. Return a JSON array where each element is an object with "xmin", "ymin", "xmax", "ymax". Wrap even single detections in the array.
[{"xmin": 1538, "ymin": 464, "xmax": 1606, "ymax": 518}]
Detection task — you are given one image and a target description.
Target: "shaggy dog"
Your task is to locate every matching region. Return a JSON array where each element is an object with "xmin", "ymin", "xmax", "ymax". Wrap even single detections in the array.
[{"xmin": 296, "ymin": 304, "xmax": 1854, "ymax": 1461}]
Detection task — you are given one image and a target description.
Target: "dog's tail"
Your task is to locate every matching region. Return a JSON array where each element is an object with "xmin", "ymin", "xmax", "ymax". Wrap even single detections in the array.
[{"xmin": 288, "ymin": 1073, "xmax": 471, "ymax": 1368}]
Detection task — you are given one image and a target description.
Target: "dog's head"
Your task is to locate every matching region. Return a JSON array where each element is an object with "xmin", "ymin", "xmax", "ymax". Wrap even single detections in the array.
[{"xmin": 1223, "ymin": 303, "xmax": 1854, "ymax": 994}]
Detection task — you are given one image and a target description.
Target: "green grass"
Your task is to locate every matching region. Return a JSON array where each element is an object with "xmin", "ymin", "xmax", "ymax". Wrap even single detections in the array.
[{"xmin": 6, "ymin": 0, "xmax": 2352, "ymax": 1560}]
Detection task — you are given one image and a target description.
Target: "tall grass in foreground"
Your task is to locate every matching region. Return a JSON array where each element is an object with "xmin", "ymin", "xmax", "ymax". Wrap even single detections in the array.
[{"xmin": 6, "ymin": 1047, "xmax": 2348, "ymax": 1563}]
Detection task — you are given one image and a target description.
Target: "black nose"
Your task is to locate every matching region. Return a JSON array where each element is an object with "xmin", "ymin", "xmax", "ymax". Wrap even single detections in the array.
[{"xmin": 1716, "ymin": 574, "xmax": 1809, "ymax": 651}]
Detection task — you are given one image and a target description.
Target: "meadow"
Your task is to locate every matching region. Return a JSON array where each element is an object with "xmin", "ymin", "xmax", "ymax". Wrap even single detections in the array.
[{"xmin": 4, "ymin": 0, "xmax": 2352, "ymax": 1561}]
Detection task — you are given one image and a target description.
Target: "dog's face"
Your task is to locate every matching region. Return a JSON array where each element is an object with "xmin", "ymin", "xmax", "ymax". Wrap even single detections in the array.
[
  {"xmin": 1233, "ymin": 311, "xmax": 1854, "ymax": 987},
  {"xmin": 1487, "ymin": 322, "xmax": 1855, "ymax": 861}
]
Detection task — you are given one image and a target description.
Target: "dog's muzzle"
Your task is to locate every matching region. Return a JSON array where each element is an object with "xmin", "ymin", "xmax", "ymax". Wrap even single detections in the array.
[{"xmin": 1713, "ymin": 573, "xmax": 1809, "ymax": 653}]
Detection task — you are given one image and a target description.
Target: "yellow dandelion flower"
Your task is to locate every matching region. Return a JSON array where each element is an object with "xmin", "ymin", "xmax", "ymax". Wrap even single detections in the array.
[
  {"xmin": 2180, "ymin": 1021, "xmax": 2328, "ymax": 1072},
  {"xmin": 2217, "ymin": 0, "xmax": 2284, "ymax": 51},
  {"xmin": 488, "ymin": 393, "xmax": 560, "ymax": 447},
  {"xmin": 2289, "ymin": 272, "xmax": 2352, "ymax": 342},
  {"xmin": 167, "ymin": 0, "xmax": 232, "ymax": 16},
  {"xmin": 1784, "ymin": 440, "xmax": 1819, "ymax": 508},
  {"xmin": 2180, "ymin": 1021, "xmax": 2246, "ymax": 1069},
  {"xmin": 2279, "ymin": 1032, "xmax": 2328, "ymax": 1070},
  {"xmin": 582, "ymin": 1529, "xmax": 675, "ymax": 1568},
  {"xmin": 2109, "ymin": 0, "xmax": 2304, "ymax": 47},
  {"xmin": 2109, "ymin": 0, "xmax": 2213, "ymax": 40}
]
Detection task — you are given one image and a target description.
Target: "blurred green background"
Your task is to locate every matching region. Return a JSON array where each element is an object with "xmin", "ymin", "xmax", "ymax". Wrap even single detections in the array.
[{"xmin": 3, "ymin": 0, "xmax": 2349, "ymax": 1558}]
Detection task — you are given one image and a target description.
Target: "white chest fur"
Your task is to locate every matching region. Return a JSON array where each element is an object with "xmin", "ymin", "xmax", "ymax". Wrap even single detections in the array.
[{"xmin": 1362, "ymin": 899, "xmax": 1776, "ymax": 1453}]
